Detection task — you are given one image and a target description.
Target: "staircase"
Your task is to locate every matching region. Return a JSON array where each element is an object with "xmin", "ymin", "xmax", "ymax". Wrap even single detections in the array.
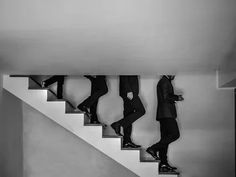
[{"xmin": 3, "ymin": 75, "xmax": 179, "ymax": 177}]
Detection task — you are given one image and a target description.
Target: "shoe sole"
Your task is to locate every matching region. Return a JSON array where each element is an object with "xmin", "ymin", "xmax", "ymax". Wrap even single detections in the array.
[{"xmin": 146, "ymin": 149, "xmax": 160, "ymax": 160}]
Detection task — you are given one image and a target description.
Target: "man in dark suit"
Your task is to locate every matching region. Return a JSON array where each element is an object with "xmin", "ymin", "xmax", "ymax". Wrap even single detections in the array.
[
  {"xmin": 42, "ymin": 75, "xmax": 65, "ymax": 99},
  {"xmin": 146, "ymin": 75, "xmax": 183, "ymax": 172},
  {"xmin": 111, "ymin": 75, "xmax": 145, "ymax": 148},
  {"xmin": 77, "ymin": 75, "xmax": 108, "ymax": 124}
]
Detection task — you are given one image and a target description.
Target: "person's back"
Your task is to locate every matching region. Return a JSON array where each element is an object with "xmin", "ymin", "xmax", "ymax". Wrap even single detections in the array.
[{"xmin": 156, "ymin": 76, "xmax": 177, "ymax": 120}]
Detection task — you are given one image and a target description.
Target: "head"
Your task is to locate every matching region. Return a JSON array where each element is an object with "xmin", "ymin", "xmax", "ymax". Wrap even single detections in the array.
[{"xmin": 167, "ymin": 75, "xmax": 175, "ymax": 80}]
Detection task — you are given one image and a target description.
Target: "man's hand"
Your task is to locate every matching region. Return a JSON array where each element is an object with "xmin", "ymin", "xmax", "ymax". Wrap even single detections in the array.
[
  {"xmin": 178, "ymin": 95, "xmax": 184, "ymax": 101},
  {"xmin": 127, "ymin": 92, "xmax": 133, "ymax": 100}
]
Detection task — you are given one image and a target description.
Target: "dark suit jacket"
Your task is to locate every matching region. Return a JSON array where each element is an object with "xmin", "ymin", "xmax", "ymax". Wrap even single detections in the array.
[
  {"xmin": 119, "ymin": 76, "xmax": 139, "ymax": 98},
  {"xmin": 156, "ymin": 76, "xmax": 179, "ymax": 120}
]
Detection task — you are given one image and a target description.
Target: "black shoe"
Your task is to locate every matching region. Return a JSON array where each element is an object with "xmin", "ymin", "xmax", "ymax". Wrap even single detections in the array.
[
  {"xmin": 164, "ymin": 162, "xmax": 177, "ymax": 170},
  {"xmin": 159, "ymin": 163, "xmax": 177, "ymax": 172},
  {"xmin": 123, "ymin": 141, "xmax": 141, "ymax": 148},
  {"xmin": 77, "ymin": 105, "xmax": 90, "ymax": 114},
  {"xmin": 146, "ymin": 147, "xmax": 160, "ymax": 160},
  {"xmin": 111, "ymin": 122, "xmax": 123, "ymax": 136},
  {"xmin": 77, "ymin": 105, "xmax": 92, "ymax": 118}
]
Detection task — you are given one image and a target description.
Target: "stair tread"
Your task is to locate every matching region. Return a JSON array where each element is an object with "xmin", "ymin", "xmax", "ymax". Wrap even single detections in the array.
[
  {"xmin": 139, "ymin": 148, "xmax": 161, "ymax": 162},
  {"xmin": 66, "ymin": 112, "xmax": 84, "ymax": 114},
  {"xmin": 29, "ymin": 88, "xmax": 48, "ymax": 90},
  {"xmin": 140, "ymin": 159, "xmax": 159, "ymax": 162},
  {"xmin": 47, "ymin": 99, "xmax": 66, "ymax": 102},
  {"xmin": 159, "ymin": 171, "xmax": 180, "ymax": 175},
  {"xmin": 102, "ymin": 135, "xmax": 122, "ymax": 138},
  {"xmin": 121, "ymin": 147, "xmax": 142, "ymax": 150},
  {"xmin": 102, "ymin": 125, "xmax": 122, "ymax": 137},
  {"xmin": 84, "ymin": 123, "xmax": 103, "ymax": 126},
  {"xmin": 10, "ymin": 75, "xmax": 29, "ymax": 77}
]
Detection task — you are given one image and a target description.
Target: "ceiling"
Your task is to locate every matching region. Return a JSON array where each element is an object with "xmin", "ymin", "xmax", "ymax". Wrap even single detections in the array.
[{"xmin": 0, "ymin": 0, "xmax": 236, "ymax": 74}]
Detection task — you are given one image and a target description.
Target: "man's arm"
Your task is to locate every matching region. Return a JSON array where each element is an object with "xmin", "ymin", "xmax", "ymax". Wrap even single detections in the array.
[{"xmin": 162, "ymin": 82, "xmax": 182, "ymax": 103}]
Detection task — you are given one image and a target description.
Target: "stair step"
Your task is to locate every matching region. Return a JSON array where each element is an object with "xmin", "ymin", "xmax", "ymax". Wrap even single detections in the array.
[
  {"xmin": 66, "ymin": 103, "xmax": 79, "ymax": 113},
  {"xmin": 140, "ymin": 159, "xmax": 159, "ymax": 162},
  {"xmin": 102, "ymin": 135, "xmax": 122, "ymax": 138},
  {"xmin": 121, "ymin": 147, "xmax": 142, "ymax": 151},
  {"xmin": 28, "ymin": 77, "xmax": 44, "ymax": 89},
  {"xmin": 102, "ymin": 125, "xmax": 120, "ymax": 137},
  {"xmin": 28, "ymin": 75, "xmax": 49, "ymax": 89},
  {"xmin": 29, "ymin": 76, "xmax": 77, "ymax": 112},
  {"xmin": 65, "ymin": 111, "xmax": 84, "ymax": 114},
  {"xmin": 84, "ymin": 123, "xmax": 103, "ymax": 126},
  {"xmin": 140, "ymin": 148, "xmax": 160, "ymax": 162},
  {"xmin": 159, "ymin": 171, "xmax": 180, "ymax": 175},
  {"xmin": 47, "ymin": 99, "xmax": 65, "ymax": 102},
  {"xmin": 10, "ymin": 75, "xmax": 29, "ymax": 77}
]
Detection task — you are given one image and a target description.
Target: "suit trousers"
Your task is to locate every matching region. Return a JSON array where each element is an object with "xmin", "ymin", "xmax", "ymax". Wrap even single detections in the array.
[
  {"xmin": 79, "ymin": 76, "xmax": 108, "ymax": 121},
  {"xmin": 151, "ymin": 118, "xmax": 180, "ymax": 163},
  {"xmin": 118, "ymin": 96, "xmax": 145, "ymax": 142},
  {"xmin": 44, "ymin": 76, "xmax": 64, "ymax": 99}
]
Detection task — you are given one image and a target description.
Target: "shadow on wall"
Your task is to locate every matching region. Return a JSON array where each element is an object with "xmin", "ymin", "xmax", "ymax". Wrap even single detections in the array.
[
  {"xmin": 221, "ymin": 38, "xmax": 236, "ymax": 71},
  {"xmin": 222, "ymin": 78, "xmax": 236, "ymax": 87}
]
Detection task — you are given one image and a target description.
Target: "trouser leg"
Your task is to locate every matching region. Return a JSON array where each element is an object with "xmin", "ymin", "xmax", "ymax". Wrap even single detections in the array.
[
  {"xmin": 118, "ymin": 96, "xmax": 145, "ymax": 128},
  {"xmin": 122, "ymin": 98, "xmax": 134, "ymax": 142},
  {"xmin": 90, "ymin": 99, "xmax": 98, "ymax": 121},
  {"xmin": 151, "ymin": 119, "xmax": 180, "ymax": 163},
  {"xmin": 79, "ymin": 76, "xmax": 108, "ymax": 108},
  {"xmin": 57, "ymin": 76, "xmax": 64, "ymax": 99},
  {"xmin": 44, "ymin": 76, "xmax": 58, "ymax": 87},
  {"xmin": 158, "ymin": 122, "xmax": 169, "ymax": 163},
  {"xmin": 123, "ymin": 125, "xmax": 132, "ymax": 142},
  {"xmin": 89, "ymin": 79, "xmax": 98, "ymax": 121}
]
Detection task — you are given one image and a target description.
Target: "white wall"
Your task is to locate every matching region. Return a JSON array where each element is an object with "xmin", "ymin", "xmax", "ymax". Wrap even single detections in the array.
[
  {"xmin": 22, "ymin": 103, "xmax": 137, "ymax": 177},
  {"xmin": 218, "ymin": 70, "xmax": 236, "ymax": 87},
  {"xmin": 55, "ymin": 72, "xmax": 235, "ymax": 177},
  {"xmin": 0, "ymin": 75, "xmax": 23, "ymax": 177}
]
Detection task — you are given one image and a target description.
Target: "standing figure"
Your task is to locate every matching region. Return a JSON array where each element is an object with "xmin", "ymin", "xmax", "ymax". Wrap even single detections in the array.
[
  {"xmin": 77, "ymin": 75, "xmax": 108, "ymax": 124},
  {"xmin": 111, "ymin": 76, "xmax": 145, "ymax": 148},
  {"xmin": 41, "ymin": 75, "xmax": 65, "ymax": 99},
  {"xmin": 146, "ymin": 75, "xmax": 184, "ymax": 172}
]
